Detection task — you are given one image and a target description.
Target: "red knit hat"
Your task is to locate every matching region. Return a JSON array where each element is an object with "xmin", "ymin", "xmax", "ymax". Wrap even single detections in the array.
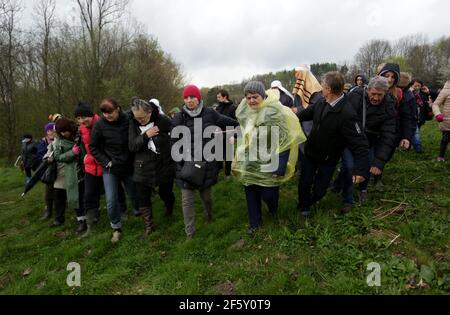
[{"xmin": 183, "ymin": 84, "xmax": 202, "ymax": 101}]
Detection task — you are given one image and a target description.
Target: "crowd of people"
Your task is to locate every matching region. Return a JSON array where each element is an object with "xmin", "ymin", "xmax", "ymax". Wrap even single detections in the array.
[{"xmin": 18, "ymin": 63, "xmax": 449, "ymax": 241}]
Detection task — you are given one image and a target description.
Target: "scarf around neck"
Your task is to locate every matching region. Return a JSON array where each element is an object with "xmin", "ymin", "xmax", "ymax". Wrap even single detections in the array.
[{"xmin": 183, "ymin": 101, "xmax": 204, "ymax": 118}]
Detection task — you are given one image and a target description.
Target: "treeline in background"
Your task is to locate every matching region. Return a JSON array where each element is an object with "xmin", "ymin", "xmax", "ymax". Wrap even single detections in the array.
[
  {"xmin": 0, "ymin": 0, "xmax": 184, "ymax": 163},
  {"xmin": 204, "ymin": 36, "xmax": 450, "ymax": 108},
  {"xmin": 1, "ymin": 0, "xmax": 450, "ymax": 163}
]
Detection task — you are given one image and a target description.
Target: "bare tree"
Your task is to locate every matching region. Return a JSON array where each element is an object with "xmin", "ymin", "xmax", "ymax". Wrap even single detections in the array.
[
  {"xmin": 0, "ymin": 0, "xmax": 23, "ymax": 161},
  {"xmin": 76, "ymin": 0, "xmax": 129, "ymax": 104},
  {"xmin": 355, "ymin": 39, "xmax": 392, "ymax": 77},
  {"xmin": 34, "ymin": 0, "xmax": 55, "ymax": 91}
]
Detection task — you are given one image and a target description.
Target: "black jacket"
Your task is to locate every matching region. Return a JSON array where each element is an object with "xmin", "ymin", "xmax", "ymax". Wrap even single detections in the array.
[
  {"xmin": 89, "ymin": 111, "xmax": 133, "ymax": 176},
  {"xmin": 22, "ymin": 140, "xmax": 38, "ymax": 169},
  {"xmin": 395, "ymin": 89, "xmax": 414, "ymax": 142},
  {"xmin": 298, "ymin": 95, "xmax": 369, "ymax": 176},
  {"xmin": 279, "ymin": 90, "xmax": 294, "ymax": 108},
  {"xmin": 347, "ymin": 87, "xmax": 397, "ymax": 169},
  {"xmin": 216, "ymin": 101, "xmax": 236, "ymax": 120},
  {"xmin": 129, "ymin": 110, "xmax": 175, "ymax": 186},
  {"xmin": 171, "ymin": 106, "xmax": 239, "ymax": 190}
]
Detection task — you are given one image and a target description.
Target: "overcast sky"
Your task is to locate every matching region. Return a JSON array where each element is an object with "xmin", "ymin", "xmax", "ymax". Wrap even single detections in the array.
[{"xmin": 22, "ymin": 0, "xmax": 450, "ymax": 87}]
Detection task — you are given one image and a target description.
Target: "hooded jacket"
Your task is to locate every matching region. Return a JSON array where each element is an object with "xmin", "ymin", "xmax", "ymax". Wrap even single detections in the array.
[
  {"xmin": 432, "ymin": 81, "xmax": 450, "ymax": 131},
  {"xmin": 80, "ymin": 114, "xmax": 103, "ymax": 177},
  {"xmin": 347, "ymin": 87, "xmax": 397, "ymax": 169},
  {"xmin": 233, "ymin": 89, "xmax": 305, "ymax": 187}
]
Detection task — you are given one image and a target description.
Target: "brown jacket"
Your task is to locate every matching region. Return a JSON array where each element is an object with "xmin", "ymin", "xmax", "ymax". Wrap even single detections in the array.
[{"xmin": 432, "ymin": 81, "xmax": 450, "ymax": 131}]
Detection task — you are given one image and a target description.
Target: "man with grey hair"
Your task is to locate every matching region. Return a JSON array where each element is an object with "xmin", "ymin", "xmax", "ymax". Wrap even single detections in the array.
[
  {"xmin": 333, "ymin": 76, "xmax": 397, "ymax": 213},
  {"xmin": 296, "ymin": 71, "xmax": 369, "ymax": 217}
]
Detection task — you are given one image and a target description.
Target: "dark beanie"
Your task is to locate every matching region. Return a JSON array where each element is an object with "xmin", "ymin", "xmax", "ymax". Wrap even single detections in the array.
[
  {"xmin": 244, "ymin": 81, "xmax": 266, "ymax": 97},
  {"xmin": 74, "ymin": 102, "xmax": 94, "ymax": 117}
]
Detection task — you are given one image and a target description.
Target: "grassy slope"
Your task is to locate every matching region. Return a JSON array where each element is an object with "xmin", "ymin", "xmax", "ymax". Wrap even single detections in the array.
[{"xmin": 0, "ymin": 121, "xmax": 449, "ymax": 295}]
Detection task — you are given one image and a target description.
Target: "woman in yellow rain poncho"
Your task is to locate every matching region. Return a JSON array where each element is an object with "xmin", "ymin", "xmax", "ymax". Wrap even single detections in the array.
[{"xmin": 232, "ymin": 81, "xmax": 306, "ymax": 235}]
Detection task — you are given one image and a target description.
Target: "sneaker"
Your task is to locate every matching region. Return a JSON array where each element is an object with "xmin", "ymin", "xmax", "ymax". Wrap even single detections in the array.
[
  {"xmin": 111, "ymin": 230, "xmax": 122, "ymax": 243},
  {"xmin": 75, "ymin": 220, "xmax": 87, "ymax": 235},
  {"xmin": 247, "ymin": 227, "xmax": 258, "ymax": 236},
  {"xmin": 359, "ymin": 191, "xmax": 368, "ymax": 204},
  {"xmin": 186, "ymin": 233, "xmax": 195, "ymax": 240},
  {"xmin": 299, "ymin": 208, "xmax": 311, "ymax": 217},
  {"xmin": 437, "ymin": 157, "xmax": 445, "ymax": 162},
  {"xmin": 40, "ymin": 210, "xmax": 51, "ymax": 221},
  {"xmin": 340, "ymin": 204, "xmax": 352, "ymax": 214}
]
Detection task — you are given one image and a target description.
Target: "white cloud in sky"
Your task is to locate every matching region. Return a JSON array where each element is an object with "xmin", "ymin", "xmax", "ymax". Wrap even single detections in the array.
[{"xmin": 21, "ymin": 0, "xmax": 450, "ymax": 87}]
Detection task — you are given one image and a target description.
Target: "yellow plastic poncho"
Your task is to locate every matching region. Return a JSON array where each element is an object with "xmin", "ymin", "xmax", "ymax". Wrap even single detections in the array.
[{"xmin": 232, "ymin": 89, "xmax": 306, "ymax": 187}]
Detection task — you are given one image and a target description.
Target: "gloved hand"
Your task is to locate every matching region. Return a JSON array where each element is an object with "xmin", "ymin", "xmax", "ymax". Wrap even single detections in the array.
[
  {"xmin": 72, "ymin": 144, "xmax": 80, "ymax": 156},
  {"xmin": 435, "ymin": 114, "xmax": 445, "ymax": 122}
]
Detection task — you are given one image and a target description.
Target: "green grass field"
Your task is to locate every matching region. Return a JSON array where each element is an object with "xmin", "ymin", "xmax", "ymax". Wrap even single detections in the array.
[{"xmin": 0, "ymin": 121, "xmax": 449, "ymax": 295}]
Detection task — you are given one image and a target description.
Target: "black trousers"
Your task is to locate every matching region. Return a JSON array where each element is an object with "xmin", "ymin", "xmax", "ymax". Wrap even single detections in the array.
[
  {"xmin": 54, "ymin": 188, "xmax": 67, "ymax": 224},
  {"xmin": 298, "ymin": 156, "xmax": 336, "ymax": 211},
  {"xmin": 45, "ymin": 183, "xmax": 54, "ymax": 214},
  {"xmin": 84, "ymin": 173, "xmax": 103, "ymax": 211},
  {"xmin": 244, "ymin": 185, "xmax": 279, "ymax": 229},
  {"xmin": 136, "ymin": 180, "xmax": 175, "ymax": 209},
  {"xmin": 439, "ymin": 131, "xmax": 450, "ymax": 158}
]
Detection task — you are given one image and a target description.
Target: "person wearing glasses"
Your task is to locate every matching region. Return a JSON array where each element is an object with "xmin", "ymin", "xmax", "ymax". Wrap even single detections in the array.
[
  {"xmin": 129, "ymin": 97, "xmax": 175, "ymax": 239},
  {"xmin": 89, "ymin": 98, "xmax": 140, "ymax": 243}
]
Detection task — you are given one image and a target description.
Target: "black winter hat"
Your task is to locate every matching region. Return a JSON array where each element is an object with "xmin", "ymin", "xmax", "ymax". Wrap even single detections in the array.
[
  {"xmin": 378, "ymin": 63, "xmax": 401, "ymax": 85},
  {"xmin": 74, "ymin": 102, "xmax": 94, "ymax": 118}
]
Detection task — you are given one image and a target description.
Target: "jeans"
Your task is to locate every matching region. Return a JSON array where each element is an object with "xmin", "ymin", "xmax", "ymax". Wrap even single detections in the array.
[
  {"xmin": 244, "ymin": 185, "xmax": 279, "ymax": 229},
  {"xmin": 340, "ymin": 147, "xmax": 375, "ymax": 204},
  {"xmin": 103, "ymin": 170, "xmax": 139, "ymax": 230},
  {"xmin": 298, "ymin": 156, "xmax": 336, "ymax": 211},
  {"xmin": 411, "ymin": 125, "xmax": 423, "ymax": 152},
  {"xmin": 439, "ymin": 131, "xmax": 450, "ymax": 158}
]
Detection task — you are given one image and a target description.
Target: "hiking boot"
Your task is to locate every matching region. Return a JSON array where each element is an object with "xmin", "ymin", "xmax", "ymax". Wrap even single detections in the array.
[
  {"xmin": 49, "ymin": 221, "xmax": 63, "ymax": 228},
  {"xmin": 205, "ymin": 213, "xmax": 213, "ymax": 225},
  {"xmin": 140, "ymin": 207, "xmax": 155, "ymax": 239},
  {"xmin": 359, "ymin": 191, "xmax": 368, "ymax": 204},
  {"xmin": 80, "ymin": 209, "xmax": 96, "ymax": 238},
  {"xmin": 165, "ymin": 203, "xmax": 174, "ymax": 217},
  {"xmin": 373, "ymin": 180, "xmax": 384, "ymax": 191},
  {"xmin": 111, "ymin": 230, "xmax": 122, "ymax": 243},
  {"xmin": 340, "ymin": 204, "xmax": 352, "ymax": 214},
  {"xmin": 93, "ymin": 209, "xmax": 100, "ymax": 224},
  {"xmin": 75, "ymin": 220, "xmax": 87, "ymax": 235}
]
